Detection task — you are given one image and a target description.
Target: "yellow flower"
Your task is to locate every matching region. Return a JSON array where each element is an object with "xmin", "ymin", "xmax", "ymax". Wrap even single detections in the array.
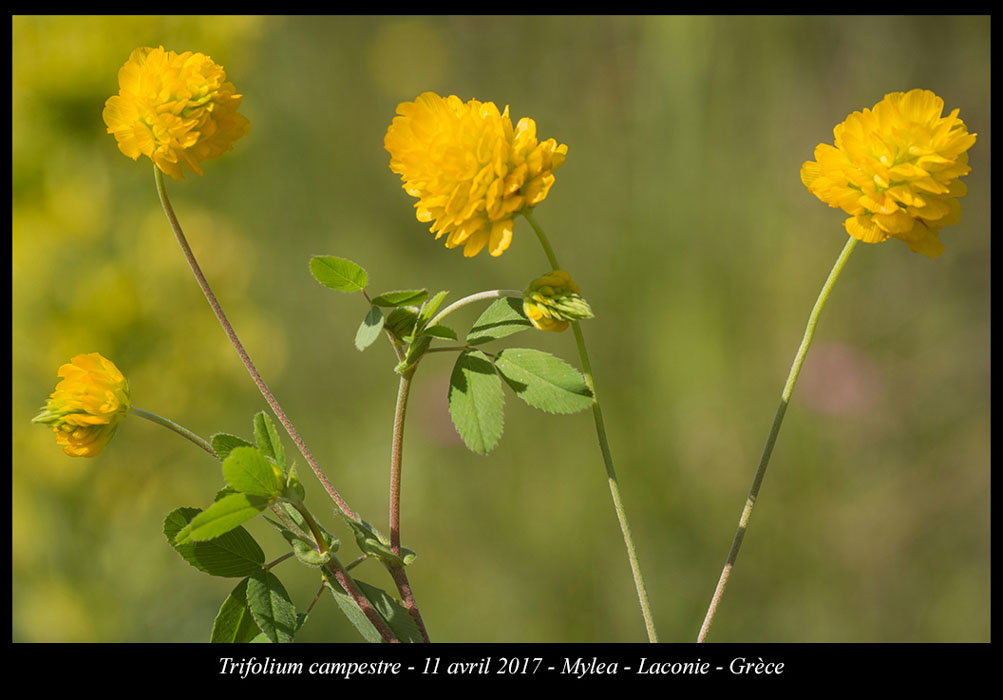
[
  {"xmin": 523, "ymin": 270, "xmax": 593, "ymax": 333},
  {"xmin": 801, "ymin": 89, "xmax": 976, "ymax": 258},
  {"xmin": 33, "ymin": 353, "xmax": 131, "ymax": 458},
  {"xmin": 103, "ymin": 46, "xmax": 250, "ymax": 179},
  {"xmin": 385, "ymin": 92, "xmax": 568, "ymax": 258}
]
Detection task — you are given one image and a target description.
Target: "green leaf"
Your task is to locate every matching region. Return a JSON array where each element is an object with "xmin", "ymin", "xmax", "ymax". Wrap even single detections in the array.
[
  {"xmin": 309, "ymin": 255, "xmax": 368, "ymax": 292},
  {"xmin": 494, "ymin": 348, "xmax": 593, "ymax": 414},
  {"xmin": 422, "ymin": 324, "xmax": 457, "ymax": 340},
  {"xmin": 324, "ymin": 576, "xmax": 424, "ymax": 644},
  {"xmin": 246, "ymin": 570, "xmax": 298, "ymax": 644},
  {"xmin": 385, "ymin": 306, "xmax": 419, "ymax": 339},
  {"xmin": 467, "ymin": 296, "xmax": 532, "ymax": 345},
  {"xmin": 417, "ymin": 290, "xmax": 449, "ymax": 329},
  {"xmin": 343, "ymin": 518, "xmax": 416, "ymax": 566},
  {"xmin": 355, "ymin": 306, "xmax": 385, "ymax": 351},
  {"xmin": 223, "ymin": 446, "xmax": 284, "ymax": 498},
  {"xmin": 265, "ymin": 517, "xmax": 334, "ymax": 568},
  {"xmin": 371, "ymin": 289, "xmax": 428, "ymax": 307},
  {"xmin": 210, "ymin": 433, "xmax": 253, "ymax": 461},
  {"xmin": 164, "ymin": 507, "xmax": 265, "ymax": 577},
  {"xmin": 356, "ymin": 580, "xmax": 423, "ymax": 643},
  {"xmin": 175, "ymin": 493, "xmax": 270, "ymax": 544},
  {"xmin": 253, "ymin": 412, "xmax": 286, "ymax": 470},
  {"xmin": 211, "ymin": 578, "xmax": 263, "ymax": 643},
  {"xmin": 325, "ymin": 577, "xmax": 384, "ymax": 643},
  {"xmin": 448, "ymin": 350, "xmax": 505, "ymax": 454}
]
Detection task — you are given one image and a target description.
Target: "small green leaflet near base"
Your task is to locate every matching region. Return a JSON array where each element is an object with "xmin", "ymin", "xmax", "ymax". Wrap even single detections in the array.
[
  {"xmin": 309, "ymin": 255, "xmax": 368, "ymax": 292},
  {"xmin": 164, "ymin": 507, "xmax": 265, "ymax": 577},
  {"xmin": 448, "ymin": 350, "xmax": 505, "ymax": 454},
  {"xmin": 246, "ymin": 569, "xmax": 298, "ymax": 643}
]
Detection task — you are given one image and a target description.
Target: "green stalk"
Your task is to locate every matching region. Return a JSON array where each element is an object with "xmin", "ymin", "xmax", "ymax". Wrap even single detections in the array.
[
  {"xmin": 131, "ymin": 406, "xmax": 217, "ymax": 459},
  {"xmin": 696, "ymin": 234, "xmax": 857, "ymax": 642},
  {"xmin": 153, "ymin": 165, "xmax": 357, "ymax": 521},
  {"xmin": 523, "ymin": 210, "xmax": 658, "ymax": 643}
]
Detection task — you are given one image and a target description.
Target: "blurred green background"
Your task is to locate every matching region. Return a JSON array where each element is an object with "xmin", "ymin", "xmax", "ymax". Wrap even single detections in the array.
[{"xmin": 12, "ymin": 15, "xmax": 990, "ymax": 643}]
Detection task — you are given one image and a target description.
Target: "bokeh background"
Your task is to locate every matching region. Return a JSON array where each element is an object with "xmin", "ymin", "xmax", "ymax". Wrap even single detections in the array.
[{"xmin": 12, "ymin": 15, "xmax": 990, "ymax": 643}]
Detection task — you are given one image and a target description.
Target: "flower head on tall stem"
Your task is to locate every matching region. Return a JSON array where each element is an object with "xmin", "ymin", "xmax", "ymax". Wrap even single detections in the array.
[
  {"xmin": 385, "ymin": 92, "xmax": 567, "ymax": 258},
  {"xmin": 33, "ymin": 353, "xmax": 131, "ymax": 457},
  {"xmin": 801, "ymin": 89, "xmax": 976, "ymax": 258},
  {"xmin": 103, "ymin": 46, "xmax": 250, "ymax": 179}
]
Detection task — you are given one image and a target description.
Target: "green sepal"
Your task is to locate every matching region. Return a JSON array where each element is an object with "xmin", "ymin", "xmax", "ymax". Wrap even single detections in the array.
[
  {"xmin": 210, "ymin": 578, "xmax": 263, "ymax": 643},
  {"xmin": 210, "ymin": 433, "xmax": 254, "ymax": 461},
  {"xmin": 448, "ymin": 349, "xmax": 505, "ymax": 454},
  {"xmin": 343, "ymin": 517, "xmax": 416, "ymax": 566},
  {"xmin": 246, "ymin": 569, "xmax": 298, "ymax": 643},
  {"xmin": 174, "ymin": 493, "xmax": 271, "ymax": 544},
  {"xmin": 370, "ymin": 289, "xmax": 428, "ymax": 307},
  {"xmin": 253, "ymin": 411, "xmax": 286, "ymax": 471},
  {"xmin": 493, "ymin": 348, "xmax": 594, "ymax": 414},
  {"xmin": 309, "ymin": 255, "xmax": 368, "ymax": 292},
  {"xmin": 163, "ymin": 507, "xmax": 265, "ymax": 577},
  {"xmin": 355, "ymin": 306, "xmax": 385, "ymax": 351},
  {"xmin": 466, "ymin": 296, "xmax": 532, "ymax": 345},
  {"xmin": 223, "ymin": 446, "xmax": 284, "ymax": 498}
]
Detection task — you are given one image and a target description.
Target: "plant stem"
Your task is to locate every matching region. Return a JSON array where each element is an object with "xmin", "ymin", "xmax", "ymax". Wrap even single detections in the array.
[
  {"xmin": 427, "ymin": 289, "xmax": 523, "ymax": 329},
  {"xmin": 696, "ymin": 234, "xmax": 857, "ymax": 643},
  {"xmin": 386, "ymin": 367, "xmax": 431, "ymax": 642},
  {"xmin": 523, "ymin": 209, "xmax": 658, "ymax": 643},
  {"xmin": 131, "ymin": 406, "xmax": 217, "ymax": 459},
  {"xmin": 153, "ymin": 165, "xmax": 358, "ymax": 522}
]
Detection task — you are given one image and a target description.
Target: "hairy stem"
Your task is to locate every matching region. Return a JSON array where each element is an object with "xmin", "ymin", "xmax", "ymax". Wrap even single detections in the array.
[
  {"xmin": 154, "ymin": 165, "xmax": 357, "ymax": 521},
  {"xmin": 524, "ymin": 209, "xmax": 659, "ymax": 643},
  {"xmin": 131, "ymin": 406, "xmax": 217, "ymax": 459},
  {"xmin": 696, "ymin": 235, "xmax": 857, "ymax": 642},
  {"xmin": 386, "ymin": 368, "xmax": 431, "ymax": 642},
  {"xmin": 427, "ymin": 289, "xmax": 523, "ymax": 329}
]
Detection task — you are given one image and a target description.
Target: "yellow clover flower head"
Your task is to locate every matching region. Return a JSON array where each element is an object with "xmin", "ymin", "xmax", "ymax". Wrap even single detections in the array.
[
  {"xmin": 385, "ymin": 92, "xmax": 568, "ymax": 258},
  {"xmin": 523, "ymin": 270, "xmax": 594, "ymax": 333},
  {"xmin": 32, "ymin": 353, "xmax": 131, "ymax": 458},
  {"xmin": 801, "ymin": 89, "xmax": 976, "ymax": 258},
  {"xmin": 103, "ymin": 46, "xmax": 250, "ymax": 179}
]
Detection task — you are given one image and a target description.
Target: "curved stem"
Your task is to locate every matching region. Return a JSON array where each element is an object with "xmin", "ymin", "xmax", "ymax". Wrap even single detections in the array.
[
  {"xmin": 427, "ymin": 289, "xmax": 523, "ymax": 329},
  {"xmin": 697, "ymin": 234, "xmax": 857, "ymax": 643},
  {"xmin": 153, "ymin": 165, "xmax": 358, "ymax": 522},
  {"xmin": 131, "ymin": 406, "xmax": 217, "ymax": 459},
  {"xmin": 523, "ymin": 210, "xmax": 658, "ymax": 643}
]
